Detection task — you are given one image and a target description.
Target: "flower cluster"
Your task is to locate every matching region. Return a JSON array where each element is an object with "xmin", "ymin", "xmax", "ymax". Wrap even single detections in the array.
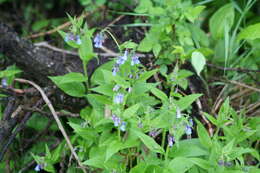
[
  {"xmin": 64, "ymin": 33, "xmax": 81, "ymax": 45},
  {"xmin": 1, "ymin": 78, "xmax": 8, "ymax": 89},
  {"xmin": 185, "ymin": 119, "xmax": 193, "ymax": 135},
  {"xmin": 114, "ymin": 93, "xmax": 124, "ymax": 104},
  {"xmin": 34, "ymin": 164, "xmax": 43, "ymax": 172},
  {"xmin": 111, "ymin": 50, "xmax": 140, "ymax": 76},
  {"xmin": 176, "ymin": 107, "xmax": 182, "ymax": 118},
  {"xmin": 111, "ymin": 114, "xmax": 126, "ymax": 131},
  {"xmin": 167, "ymin": 134, "xmax": 175, "ymax": 147},
  {"xmin": 93, "ymin": 33, "xmax": 105, "ymax": 48}
]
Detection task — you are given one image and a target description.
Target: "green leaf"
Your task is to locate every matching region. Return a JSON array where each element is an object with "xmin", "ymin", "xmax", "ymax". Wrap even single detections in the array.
[
  {"xmin": 123, "ymin": 104, "xmax": 140, "ymax": 118},
  {"xmin": 189, "ymin": 158, "xmax": 212, "ymax": 170},
  {"xmin": 196, "ymin": 120, "xmax": 212, "ymax": 149},
  {"xmin": 0, "ymin": 69, "xmax": 22, "ymax": 78},
  {"xmin": 209, "ymin": 4, "xmax": 234, "ymax": 39},
  {"xmin": 237, "ymin": 23, "xmax": 260, "ymax": 41},
  {"xmin": 203, "ymin": 112, "xmax": 218, "ymax": 126},
  {"xmin": 79, "ymin": 33, "xmax": 96, "ymax": 62},
  {"xmin": 191, "ymin": 51, "xmax": 206, "ymax": 76},
  {"xmin": 167, "ymin": 157, "xmax": 194, "ymax": 173},
  {"xmin": 176, "ymin": 94, "xmax": 202, "ymax": 111},
  {"xmin": 185, "ymin": 6, "xmax": 205, "ymax": 23},
  {"xmin": 139, "ymin": 69, "xmax": 158, "ymax": 81},
  {"xmin": 49, "ymin": 72, "xmax": 86, "ymax": 84},
  {"xmin": 90, "ymin": 84, "xmax": 114, "ymax": 97},
  {"xmin": 132, "ymin": 129, "xmax": 164, "ymax": 154},
  {"xmin": 169, "ymin": 139, "xmax": 209, "ymax": 158},
  {"xmin": 151, "ymin": 87, "xmax": 168, "ymax": 102},
  {"xmin": 49, "ymin": 73, "xmax": 87, "ymax": 97}
]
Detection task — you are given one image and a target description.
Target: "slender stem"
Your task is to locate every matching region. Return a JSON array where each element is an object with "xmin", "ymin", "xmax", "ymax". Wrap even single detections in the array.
[
  {"xmin": 103, "ymin": 29, "xmax": 121, "ymax": 52},
  {"xmin": 161, "ymin": 129, "xmax": 166, "ymax": 159},
  {"xmin": 82, "ymin": 61, "xmax": 89, "ymax": 91},
  {"xmin": 165, "ymin": 146, "xmax": 169, "ymax": 161}
]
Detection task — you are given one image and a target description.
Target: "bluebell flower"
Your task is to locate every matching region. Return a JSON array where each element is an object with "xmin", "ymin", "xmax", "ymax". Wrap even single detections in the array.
[
  {"xmin": 34, "ymin": 164, "xmax": 42, "ymax": 172},
  {"xmin": 64, "ymin": 33, "xmax": 81, "ymax": 45},
  {"xmin": 120, "ymin": 121, "xmax": 127, "ymax": 131},
  {"xmin": 185, "ymin": 125, "xmax": 192, "ymax": 135},
  {"xmin": 114, "ymin": 93, "xmax": 124, "ymax": 104},
  {"xmin": 94, "ymin": 33, "xmax": 105, "ymax": 48},
  {"xmin": 112, "ymin": 66, "xmax": 119, "ymax": 76},
  {"xmin": 131, "ymin": 54, "xmax": 140, "ymax": 66},
  {"xmin": 113, "ymin": 85, "xmax": 120, "ymax": 92},
  {"xmin": 116, "ymin": 50, "xmax": 128, "ymax": 65},
  {"xmin": 76, "ymin": 35, "xmax": 82, "ymax": 45},
  {"xmin": 176, "ymin": 107, "xmax": 181, "ymax": 118},
  {"xmin": 168, "ymin": 134, "xmax": 175, "ymax": 147},
  {"xmin": 1, "ymin": 78, "xmax": 8, "ymax": 89},
  {"xmin": 189, "ymin": 118, "xmax": 194, "ymax": 127},
  {"xmin": 112, "ymin": 114, "xmax": 121, "ymax": 127}
]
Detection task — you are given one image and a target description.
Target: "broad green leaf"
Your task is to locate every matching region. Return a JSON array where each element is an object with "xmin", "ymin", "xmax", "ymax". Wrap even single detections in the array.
[
  {"xmin": 49, "ymin": 72, "xmax": 86, "ymax": 84},
  {"xmin": 68, "ymin": 122, "xmax": 98, "ymax": 141},
  {"xmin": 191, "ymin": 51, "xmax": 206, "ymax": 76},
  {"xmin": 167, "ymin": 157, "xmax": 194, "ymax": 173},
  {"xmin": 83, "ymin": 156, "xmax": 104, "ymax": 168},
  {"xmin": 132, "ymin": 129, "xmax": 164, "ymax": 154},
  {"xmin": 196, "ymin": 119, "xmax": 212, "ymax": 149},
  {"xmin": 50, "ymin": 81, "xmax": 85, "ymax": 97},
  {"xmin": 86, "ymin": 94, "xmax": 112, "ymax": 105},
  {"xmin": 130, "ymin": 162, "xmax": 147, "ymax": 173},
  {"xmin": 91, "ymin": 61, "xmax": 114, "ymax": 85},
  {"xmin": 139, "ymin": 69, "xmax": 158, "ymax": 81},
  {"xmin": 90, "ymin": 84, "xmax": 114, "ymax": 97},
  {"xmin": 176, "ymin": 94, "xmax": 202, "ymax": 111},
  {"xmin": 123, "ymin": 104, "xmax": 140, "ymax": 118},
  {"xmin": 0, "ymin": 69, "xmax": 22, "ymax": 78},
  {"xmin": 237, "ymin": 23, "xmax": 260, "ymax": 41},
  {"xmin": 169, "ymin": 139, "xmax": 209, "ymax": 158},
  {"xmin": 209, "ymin": 4, "xmax": 234, "ymax": 39},
  {"xmin": 185, "ymin": 6, "xmax": 205, "ymax": 23},
  {"xmin": 79, "ymin": 33, "xmax": 96, "ymax": 62},
  {"xmin": 151, "ymin": 87, "xmax": 168, "ymax": 102},
  {"xmin": 189, "ymin": 158, "xmax": 212, "ymax": 170}
]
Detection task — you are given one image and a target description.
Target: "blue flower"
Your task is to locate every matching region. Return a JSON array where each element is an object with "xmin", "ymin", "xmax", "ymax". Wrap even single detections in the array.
[
  {"xmin": 176, "ymin": 107, "xmax": 181, "ymax": 118},
  {"xmin": 185, "ymin": 125, "xmax": 192, "ymax": 135},
  {"xmin": 120, "ymin": 121, "xmax": 127, "ymax": 131},
  {"xmin": 127, "ymin": 87, "xmax": 132, "ymax": 93},
  {"xmin": 64, "ymin": 33, "xmax": 81, "ymax": 45},
  {"xmin": 76, "ymin": 35, "xmax": 82, "ymax": 45},
  {"xmin": 116, "ymin": 50, "xmax": 128, "ymax": 65},
  {"xmin": 113, "ymin": 85, "xmax": 120, "ymax": 92},
  {"xmin": 94, "ymin": 33, "xmax": 105, "ymax": 48},
  {"xmin": 112, "ymin": 66, "xmax": 119, "ymax": 76},
  {"xmin": 34, "ymin": 164, "xmax": 42, "ymax": 172},
  {"xmin": 1, "ymin": 78, "xmax": 8, "ymax": 89},
  {"xmin": 114, "ymin": 93, "xmax": 124, "ymax": 104},
  {"xmin": 131, "ymin": 54, "xmax": 140, "ymax": 66},
  {"xmin": 189, "ymin": 118, "xmax": 194, "ymax": 127},
  {"xmin": 167, "ymin": 134, "xmax": 175, "ymax": 147},
  {"xmin": 112, "ymin": 114, "xmax": 121, "ymax": 127}
]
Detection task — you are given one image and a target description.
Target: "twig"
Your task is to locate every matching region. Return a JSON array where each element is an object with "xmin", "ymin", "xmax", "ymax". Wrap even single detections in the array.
[
  {"xmin": 207, "ymin": 63, "xmax": 260, "ymax": 73},
  {"xmin": 14, "ymin": 78, "xmax": 87, "ymax": 173},
  {"xmin": 227, "ymin": 79, "xmax": 260, "ymax": 93},
  {"xmin": 189, "ymin": 82, "xmax": 214, "ymax": 136}
]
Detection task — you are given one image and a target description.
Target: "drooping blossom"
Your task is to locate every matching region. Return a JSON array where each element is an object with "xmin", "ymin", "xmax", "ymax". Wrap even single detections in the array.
[
  {"xmin": 94, "ymin": 33, "xmax": 105, "ymax": 48},
  {"xmin": 131, "ymin": 54, "xmax": 140, "ymax": 66},
  {"xmin": 112, "ymin": 114, "xmax": 121, "ymax": 127},
  {"xmin": 34, "ymin": 164, "xmax": 42, "ymax": 172},
  {"xmin": 64, "ymin": 33, "xmax": 81, "ymax": 45},
  {"xmin": 120, "ymin": 121, "xmax": 127, "ymax": 131},
  {"xmin": 114, "ymin": 93, "xmax": 124, "ymax": 104},
  {"xmin": 116, "ymin": 50, "xmax": 128, "ymax": 65},
  {"xmin": 113, "ymin": 85, "xmax": 120, "ymax": 92},
  {"xmin": 167, "ymin": 134, "xmax": 175, "ymax": 147},
  {"xmin": 176, "ymin": 107, "xmax": 181, "ymax": 118},
  {"xmin": 185, "ymin": 125, "xmax": 192, "ymax": 135}
]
